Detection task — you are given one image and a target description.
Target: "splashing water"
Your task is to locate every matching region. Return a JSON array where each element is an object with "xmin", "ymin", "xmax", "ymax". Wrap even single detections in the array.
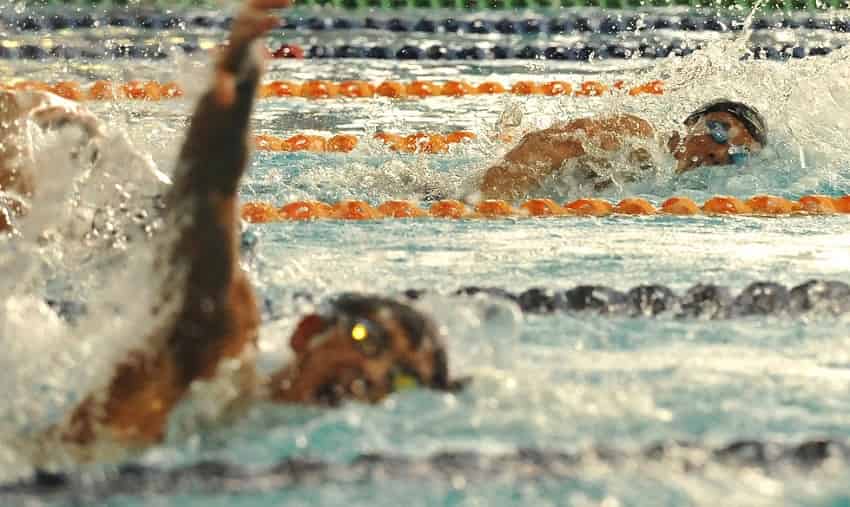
[{"xmin": 2, "ymin": 20, "xmax": 850, "ymax": 505}]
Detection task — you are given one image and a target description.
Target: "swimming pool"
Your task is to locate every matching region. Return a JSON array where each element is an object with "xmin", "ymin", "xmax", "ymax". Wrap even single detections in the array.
[{"xmin": 3, "ymin": 6, "xmax": 850, "ymax": 506}]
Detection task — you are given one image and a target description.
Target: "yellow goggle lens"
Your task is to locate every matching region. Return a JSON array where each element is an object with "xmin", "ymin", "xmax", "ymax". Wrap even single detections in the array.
[{"xmin": 351, "ymin": 323, "xmax": 369, "ymax": 342}]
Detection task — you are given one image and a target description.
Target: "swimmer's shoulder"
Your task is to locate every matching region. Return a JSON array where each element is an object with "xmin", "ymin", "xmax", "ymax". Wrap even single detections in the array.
[{"xmin": 556, "ymin": 114, "xmax": 654, "ymax": 139}]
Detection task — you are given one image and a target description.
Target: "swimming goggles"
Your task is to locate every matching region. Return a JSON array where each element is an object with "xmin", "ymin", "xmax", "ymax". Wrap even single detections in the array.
[
  {"xmin": 705, "ymin": 119, "xmax": 750, "ymax": 166},
  {"xmin": 307, "ymin": 309, "xmax": 424, "ymax": 392},
  {"xmin": 305, "ymin": 310, "xmax": 392, "ymax": 358}
]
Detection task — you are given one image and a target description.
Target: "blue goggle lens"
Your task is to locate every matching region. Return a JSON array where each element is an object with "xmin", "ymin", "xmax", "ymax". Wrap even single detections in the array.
[{"xmin": 706, "ymin": 120, "xmax": 730, "ymax": 145}]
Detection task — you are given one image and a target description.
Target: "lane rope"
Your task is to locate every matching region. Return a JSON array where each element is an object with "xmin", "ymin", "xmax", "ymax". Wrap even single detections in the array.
[
  {"xmin": 12, "ymin": 0, "xmax": 850, "ymax": 10},
  {"xmin": 240, "ymin": 195, "xmax": 850, "ymax": 222},
  {"xmin": 0, "ymin": 41, "xmax": 842, "ymax": 61},
  {"xmin": 0, "ymin": 78, "xmax": 664, "ymax": 101},
  {"xmin": 7, "ymin": 13, "xmax": 850, "ymax": 33}
]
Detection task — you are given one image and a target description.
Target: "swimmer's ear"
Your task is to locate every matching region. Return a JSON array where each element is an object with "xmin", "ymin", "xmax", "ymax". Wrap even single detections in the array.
[{"xmin": 290, "ymin": 314, "xmax": 328, "ymax": 353}]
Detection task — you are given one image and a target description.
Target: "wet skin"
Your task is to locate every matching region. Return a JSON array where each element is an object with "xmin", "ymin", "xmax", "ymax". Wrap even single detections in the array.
[{"xmin": 480, "ymin": 111, "xmax": 763, "ymax": 200}]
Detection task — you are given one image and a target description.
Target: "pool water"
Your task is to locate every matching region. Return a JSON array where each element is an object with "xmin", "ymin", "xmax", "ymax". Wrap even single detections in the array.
[{"xmin": 3, "ymin": 9, "xmax": 850, "ymax": 506}]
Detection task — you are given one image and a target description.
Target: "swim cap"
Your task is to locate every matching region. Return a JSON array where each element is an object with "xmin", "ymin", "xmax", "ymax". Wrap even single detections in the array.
[{"xmin": 684, "ymin": 100, "xmax": 768, "ymax": 146}]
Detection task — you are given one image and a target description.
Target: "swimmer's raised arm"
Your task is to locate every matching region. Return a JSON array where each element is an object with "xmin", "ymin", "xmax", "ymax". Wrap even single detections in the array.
[
  {"xmin": 59, "ymin": 0, "xmax": 288, "ymax": 449},
  {"xmin": 480, "ymin": 115, "xmax": 655, "ymax": 200}
]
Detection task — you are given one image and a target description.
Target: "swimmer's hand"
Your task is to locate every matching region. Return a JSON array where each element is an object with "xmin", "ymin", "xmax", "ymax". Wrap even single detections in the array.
[{"xmin": 215, "ymin": 0, "xmax": 291, "ymax": 107}]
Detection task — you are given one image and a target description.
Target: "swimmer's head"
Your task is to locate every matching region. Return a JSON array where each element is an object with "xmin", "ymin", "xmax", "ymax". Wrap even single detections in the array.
[
  {"xmin": 277, "ymin": 294, "xmax": 467, "ymax": 406},
  {"xmin": 669, "ymin": 100, "xmax": 767, "ymax": 173}
]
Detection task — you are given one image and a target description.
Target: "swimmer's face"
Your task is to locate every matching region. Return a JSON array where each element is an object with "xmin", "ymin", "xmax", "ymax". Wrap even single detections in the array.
[
  {"xmin": 280, "ymin": 297, "xmax": 461, "ymax": 406},
  {"xmin": 669, "ymin": 112, "xmax": 763, "ymax": 173}
]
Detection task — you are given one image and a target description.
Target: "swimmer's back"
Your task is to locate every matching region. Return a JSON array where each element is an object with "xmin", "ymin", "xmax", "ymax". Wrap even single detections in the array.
[{"xmin": 482, "ymin": 114, "xmax": 656, "ymax": 200}]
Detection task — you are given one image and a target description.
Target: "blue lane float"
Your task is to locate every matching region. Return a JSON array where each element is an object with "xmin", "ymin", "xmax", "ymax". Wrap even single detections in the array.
[
  {"xmin": 5, "ymin": 13, "xmax": 850, "ymax": 34},
  {"xmin": 0, "ymin": 42, "xmax": 841, "ymax": 60}
]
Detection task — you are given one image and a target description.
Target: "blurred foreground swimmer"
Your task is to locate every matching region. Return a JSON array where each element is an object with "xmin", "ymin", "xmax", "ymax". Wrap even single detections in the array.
[
  {"xmin": 480, "ymin": 100, "xmax": 768, "ymax": 200},
  {"xmin": 22, "ymin": 0, "xmax": 464, "ymax": 463}
]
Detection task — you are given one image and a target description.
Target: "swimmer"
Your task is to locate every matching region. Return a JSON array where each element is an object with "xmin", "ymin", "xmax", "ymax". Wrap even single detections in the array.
[
  {"xmin": 480, "ymin": 100, "xmax": 768, "ymax": 200},
  {"xmin": 22, "ymin": 0, "xmax": 463, "ymax": 460}
]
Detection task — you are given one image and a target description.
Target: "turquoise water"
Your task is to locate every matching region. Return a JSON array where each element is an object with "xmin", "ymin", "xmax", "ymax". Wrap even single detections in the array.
[{"xmin": 3, "ymin": 17, "xmax": 850, "ymax": 507}]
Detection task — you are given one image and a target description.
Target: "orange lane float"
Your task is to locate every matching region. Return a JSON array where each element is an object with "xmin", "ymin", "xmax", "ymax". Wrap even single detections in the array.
[
  {"xmin": 745, "ymin": 195, "xmax": 799, "ymax": 215},
  {"xmin": 3, "ymin": 79, "xmax": 669, "ymax": 102},
  {"xmin": 445, "ymin": 131, "xmax": 477, "ymax": 144},
  {"xmin": 429, "ymin": 200, "xmax": 468, "ymax": 218},
  {"xmin": 241, "ymin": 202, "xmax": 279, "ymax": 224},
  {"xmin": 702, "ymin": 196, "xmax": 752, "ymax": 215},
  {"xmin": 407, "ymin": 81, "xmax": 440, "ymax": 98},
  {"xmin": 119, "ymin": 80, "xmax": 163, "ymax": 101},
  {"xmin": 51, "ymin": 81, "xmax": 84, "ymax": 101},
  {"xmin": 377, "ymin": 200, "xmax": 427, "ymax": 218},
  {"xmin": 88, "ymin": 80, "xmax": 117, "ymax": 100},
  {"xmin": 161, "ymin": 82, "xmax": 183, "ymax": 98},
  {"xmin": 242, "ymin": 195, "xmax": 850, "ymax": 222},
  {"xmin": 520, "ymin": 198, "xmax": 565, "ymax": 216},
  {"xmin": 441, "ymin": 80, "xmax": 476, "ymax": 97},
  {"xmin": 541, "ymin": 81, "xmax": 572, "ymax": 96},
  {"xmin": 373, "ymin": 132, "xmax": 406, "ymax": 152},
  {"xmin": 332, "ymin": 200, "xmax": 383, "ymax": 220},
  {"xmin": 575, "ymin": 81, "xmax": 608, "ymax": 97},
  {"xmin": 403, "ymin": 133, "xmax": 448, "ymax": 154},
  {"xmin": 834, "ymin": 195, "xmax": 850, "ymax": 213},
  {"xmin": 475, "ymin": 199, "xmax": 514, "ymax": 217},
  {"xmin": 628, "ymin": 80, "xmax": 665, "ymax": 96},
  {"xmin": 327, "ymin": 134, "xmax": 358, "ymax": 153},
  {"xmin": 660, "ymin": 197, "xmax": 701, "ymax": 215},
  {"xmin": 279, "ymin": 201, "xmax": 334, "ymax": 220},
  {"xmin": 564, "ymin": 198, "xmax": 614, "ymax": 216},
  {"xmin": 301, "ymin": 80, "xmax": 338, "ymax": 99},
  {"xmin": 613, "ymin": 198, "xmax": 655, "ymax": 215},
  {"xmin": 798, "ymin": 195, "xmax": 837, "ymax": 214},
  {"xmin": 254, "ymin": 134, "xmax": 285, "ymax": 151},
  {"xmin": 477, "ymin": 82, "xmax": 506, "ymax": 94},
  {"xmin": 510, "ymin": 81, "xmax": 541, "ymax": 95},
  {"xmin": 367, "ymin": 131, "xmax": 477, "ymax": 154},
  {"xmin": 376, "ymin": 81, "xmax": 407, "ymax": 98},
  {"xmin": 287, "ymin": 134, "xmax": 327, "ymax": 152},
  {"xmin": 261, "ymin": 81, "xmax": 302, "ymax": 98}
]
